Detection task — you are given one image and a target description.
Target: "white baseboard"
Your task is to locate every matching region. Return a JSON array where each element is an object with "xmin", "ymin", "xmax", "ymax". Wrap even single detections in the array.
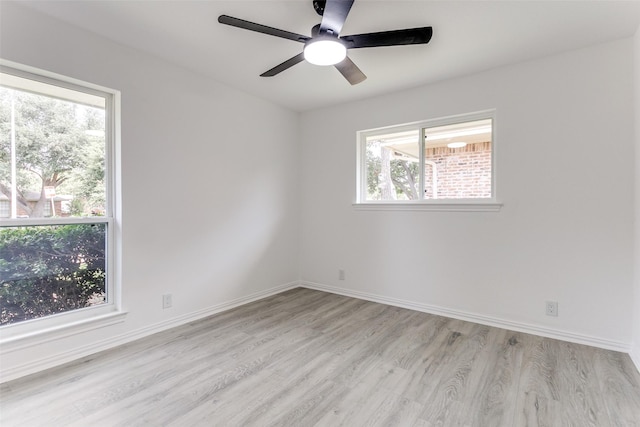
[
  {"xmin": 300, "ymin": 281, "xmax": 632, "ymax": 353},
  {"xmin": 631, "ymin": 343, "xmax": 640, "ymax": 374},
  {"xmin": 1, "ymin": 281, "xmax": 299, "ymax": 384}
]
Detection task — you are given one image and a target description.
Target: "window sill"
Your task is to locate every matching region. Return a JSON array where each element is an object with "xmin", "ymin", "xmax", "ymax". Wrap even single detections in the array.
[
  {"xmin": 0, "ymin": 310, "xmax": 128, "ymax": 354},
  {"xmin": 352, "ymin": 201, "xmax": 503, "ymax": 212}
]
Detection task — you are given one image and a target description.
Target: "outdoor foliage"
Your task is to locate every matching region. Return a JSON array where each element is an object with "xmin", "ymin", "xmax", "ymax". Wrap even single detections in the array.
[
  {"xmin": 0, "ymin": 87, "xmax": 106, "ymax": 217},
  {"xmin": 366, "ymin": 141, "xmax": 419, "ymax": 200},
  {"xmin": 0, "ymin": 223, "xmax": 106, "ymax": 325}
]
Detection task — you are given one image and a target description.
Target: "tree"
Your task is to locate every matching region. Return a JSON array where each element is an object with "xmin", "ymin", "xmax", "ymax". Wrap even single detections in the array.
[
  {"xmin": 0, "ymin": 223, "xmax": 106, "ymax": 325},
  {"xmin": 380, "ymin": 146, "xmax": 395, "ymax": 200},
  {"xmin": 390, "ymin": 158, "xmax": 419, "ymax": 200},
  {"xmin": 366, "ymin": 140, "xmax": 420, "ymax": 200},
  {"xmin": 0, "ymin": 87, "xmax": 105, "ymax": 217}
]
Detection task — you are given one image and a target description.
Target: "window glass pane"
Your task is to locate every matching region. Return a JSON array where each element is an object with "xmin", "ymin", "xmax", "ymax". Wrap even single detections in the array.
[
  {"xmin": 423, "ymin": 119, "xmax": 492, "ymax": 199},
  {"xmin": 365, "ymin": 130, "xmax": 420, "ymax": 200},
  {"xmin": 0, "ymin": 223, "xmax": 107, "ymax": 325},
  {"xmin": 0, "ymin": 76, "xmax": 106, "ymax": 219},
  {"xmin": 0, "ymin": 200, "xmax": 8, "ymax": 218}
]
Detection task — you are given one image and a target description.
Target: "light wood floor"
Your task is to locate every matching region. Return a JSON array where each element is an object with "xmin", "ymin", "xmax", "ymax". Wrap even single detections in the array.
[{"xmin": 1, "ymin": 288, "xmax": 640, "ymax": 426}]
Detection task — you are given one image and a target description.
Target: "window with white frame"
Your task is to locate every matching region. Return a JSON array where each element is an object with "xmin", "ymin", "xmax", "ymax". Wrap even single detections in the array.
[
  {"xmin": 357, "ymin": 111, "xmax": 498, "ymax": 209},
  {"xmin": 0, "ymin": 62, "xmax": 120, "ymax": 333}
]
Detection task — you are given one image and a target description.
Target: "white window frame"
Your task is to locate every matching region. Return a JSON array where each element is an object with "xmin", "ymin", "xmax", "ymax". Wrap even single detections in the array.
[
  {"xmin": 0, "ymin": 60, "xmax": 125, "ymax": 350},
  {"xmin": 355, "ymin": 109, "xmax": 502, "ymax": 212}
]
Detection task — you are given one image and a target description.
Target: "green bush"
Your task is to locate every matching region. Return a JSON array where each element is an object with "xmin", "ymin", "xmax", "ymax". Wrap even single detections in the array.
[{"xmin": 0, "ymin": 223, "xmax": 106, "ymax": 325}]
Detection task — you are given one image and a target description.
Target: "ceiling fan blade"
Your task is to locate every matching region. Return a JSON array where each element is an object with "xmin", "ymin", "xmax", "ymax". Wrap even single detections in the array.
[
  {"xmin": 218, "ymin": 15, "xmax": 310, "ymax": 43},
  {"xmin": 319, "ymin": 0, "xmax": 354, "ymax": 35},
  {"xmin": 335, "ymin": 57, "xmax": 366, "ymax": 85},
  {"xmin": 341, "ymin": 27, "xmax": 433, "ymax": 49},
  {"xmin": 260, "ymin": 52, "xmax": 306, "ymax": 77}
]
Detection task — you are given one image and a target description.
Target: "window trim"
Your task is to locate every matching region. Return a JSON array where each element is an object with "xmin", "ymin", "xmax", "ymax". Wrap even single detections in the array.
[
  {"xmin": 0, "ymin": 59, "xmax": 124, "ymax": 345},
  {"xmin": 352, "ymin": 201, "xmax": 503, "ymax": 212},
  {"xmin": 356, "ymin": 109, "xmax": 502, "ymax": 211}
]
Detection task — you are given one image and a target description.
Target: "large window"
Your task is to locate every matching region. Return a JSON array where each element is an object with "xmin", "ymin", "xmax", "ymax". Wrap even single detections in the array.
[
  {"xmin": 0, "ymin": 62, "xmax": 120, "ymax": 335},
  {"xmin": 356, "ymin": 111, "xmax": 499, "ymax": 210}
]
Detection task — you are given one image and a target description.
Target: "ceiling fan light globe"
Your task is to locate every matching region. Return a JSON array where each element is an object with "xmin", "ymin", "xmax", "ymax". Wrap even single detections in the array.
[{"xmin": 304, "ymin": 39, "xmax": 347, "ymax": 66}]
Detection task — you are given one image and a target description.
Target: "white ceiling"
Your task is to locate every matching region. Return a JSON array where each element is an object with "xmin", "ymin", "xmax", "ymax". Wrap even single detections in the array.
[{"xmin": 17, "ymin": 0, "xmax": 640, "ymax": 112}]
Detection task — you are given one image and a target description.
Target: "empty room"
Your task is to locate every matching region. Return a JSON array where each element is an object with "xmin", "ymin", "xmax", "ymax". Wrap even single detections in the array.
[{"xmin": 1, "ymin": 0, "xmax": 640, "ymax": 425}]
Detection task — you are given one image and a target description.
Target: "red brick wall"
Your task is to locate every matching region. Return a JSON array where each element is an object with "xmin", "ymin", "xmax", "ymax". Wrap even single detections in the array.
[{"xmin": 424, "ymin": 141, "xmax": 491, "ymax": 199}]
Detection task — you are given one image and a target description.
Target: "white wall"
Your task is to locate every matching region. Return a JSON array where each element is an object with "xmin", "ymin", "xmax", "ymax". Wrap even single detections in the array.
[
  {"xmin": 632, "ymin": 26, "xmax": 640, "ymax": 371},
  {"xmin": 0, "ymin": 3, "xmax": 300, "ymax": 380},
  {"xmin": 299, "ymin": 38, "xmax": 636, "ymax": 349}
]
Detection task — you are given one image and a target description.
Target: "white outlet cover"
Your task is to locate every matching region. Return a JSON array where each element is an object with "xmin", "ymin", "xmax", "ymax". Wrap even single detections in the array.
[{"xmin": 163, "ymin": 294, "xmax": 172, "ymax": 308}]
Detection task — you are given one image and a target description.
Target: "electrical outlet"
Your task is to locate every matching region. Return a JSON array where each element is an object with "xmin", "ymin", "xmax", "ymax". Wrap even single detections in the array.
[
  {"xmin": 338, "ymin": 269, "xmax": 345, "ymax": 280},
  {"xmin": 163, "ymin": 294, "xmax": 172, "ymax": 309},
  {"xmin": 546, "ymin": 301, "xmax": 558, "ymax": 317}
]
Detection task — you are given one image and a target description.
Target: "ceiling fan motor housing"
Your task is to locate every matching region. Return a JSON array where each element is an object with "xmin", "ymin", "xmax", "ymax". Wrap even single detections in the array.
[{"xmin": 313, "ymin": 0, "xmax": 326, "ymax": 16}]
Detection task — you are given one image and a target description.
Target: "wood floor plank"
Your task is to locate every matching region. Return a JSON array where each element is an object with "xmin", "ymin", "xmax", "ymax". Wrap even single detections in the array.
[
  {"xmin": 390, "ymin": 315, "xmax": 454, "ymax": 370},
  {"xmin": 417, "ymin": 323, "xmax": 492, "ymax": 424},
  {"xmin": 452, "ymin": 329, "xmax": 525, "ymax": 426},
  {"xmin": 594, "ymin": 349, "xmax": 640, "ymax": 427},
  {"xmin": 365, "ymin": 392, "xmax": 424, "ymax": 427},
  {"xmin": 391, "ymin": 319, "xmax": 476, "ymax": 404},
  {"xmin": 312, "ymin": 380, "xmax": 374, "ymax": 426},
  {"xmin": 227, "ymin": 351, "xmax": 342, "ymax": 426},
  {"xmin": 267, "ymin": 379, "xmax": 348, "ymax": 427},
  {"xmin": 163, "ymin": 368, "xmax": 284, "ymax": 426},
  {"xmin": 2, "ymin": 288, "xmax": 639, "ymax": 427},
  {"xmin": 514, "ymin": 337, "xmax": 612, "ymax": 427},
  {"xmin": 66, "ymin": 358, "xmax": 223, "ymax": 426}
]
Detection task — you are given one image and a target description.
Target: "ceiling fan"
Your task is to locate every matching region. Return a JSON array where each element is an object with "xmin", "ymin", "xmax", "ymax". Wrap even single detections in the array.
[{"xmin": 218, "ymin": 0, "xmax": 433, "ymax": 85}]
